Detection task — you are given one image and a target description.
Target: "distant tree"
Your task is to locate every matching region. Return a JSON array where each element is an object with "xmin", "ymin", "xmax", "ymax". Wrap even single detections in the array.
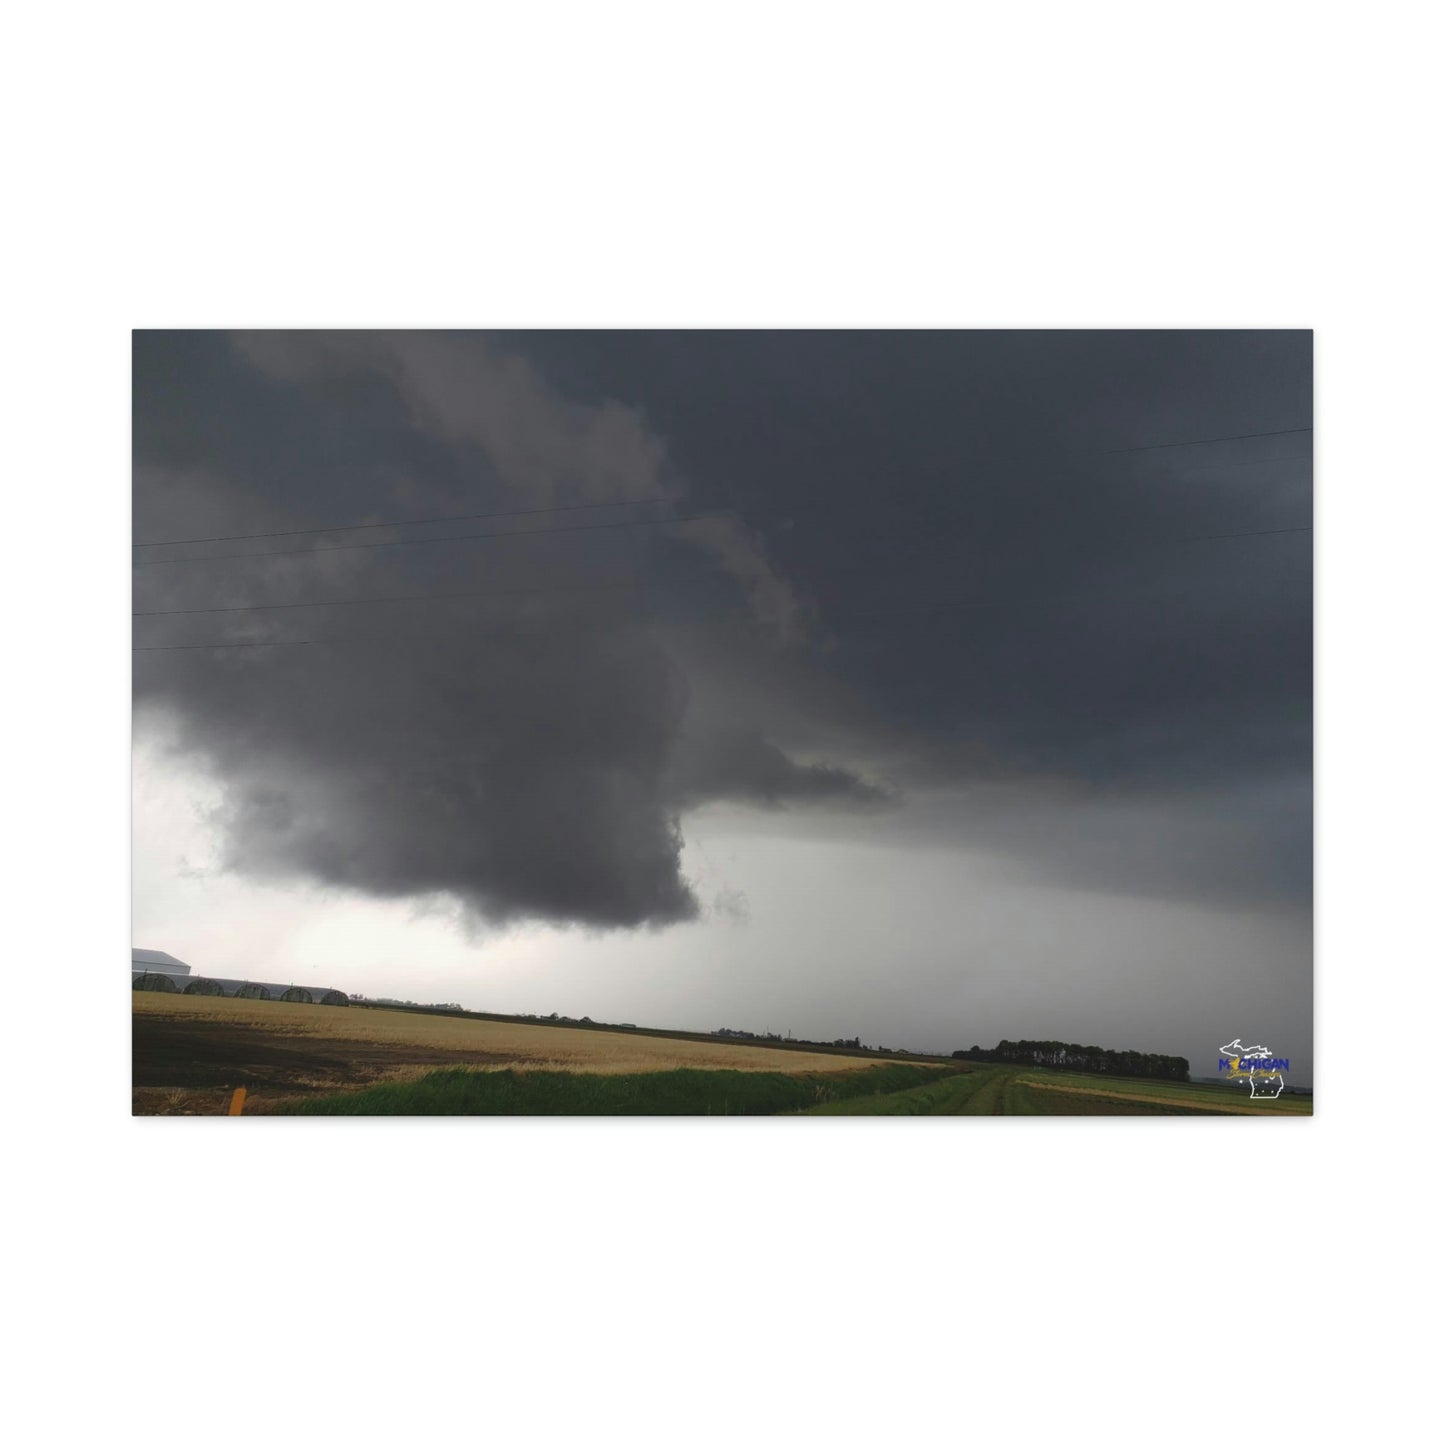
[{"xmin": 991, "ymin": 1038, "xmax": 1188, "ymax": 1081}]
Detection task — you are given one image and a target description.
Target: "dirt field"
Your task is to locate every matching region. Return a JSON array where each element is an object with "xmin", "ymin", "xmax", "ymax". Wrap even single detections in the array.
[{"xmin": 132, "ymin": 993, "xmax": 887, "ymax": 1114}]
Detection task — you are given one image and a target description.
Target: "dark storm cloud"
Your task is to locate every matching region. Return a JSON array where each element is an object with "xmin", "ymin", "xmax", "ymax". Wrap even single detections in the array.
[
  {"xmin": 491, "ymin": 330, "xmax": 1312, "ymax": 904},
  {"xmin": 669, "ymin": 727, "xmax": 894, "ymax": 811},
  {"xmin": 133, "ymin": 331, "xmax": 1311, "ymax": 927},
  {"xmin": 174, "ymin": 627, "xmax": 698, "ymax": 927},
  {"xmin": 134, "ymin": 332, "xmax": 878, "ymax": 927}
]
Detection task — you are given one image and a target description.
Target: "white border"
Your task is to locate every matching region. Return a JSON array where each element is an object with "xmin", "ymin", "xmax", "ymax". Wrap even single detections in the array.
[{"xmin": 6, "ymin": 4, "xmax": 1439, "ymax": 1440}]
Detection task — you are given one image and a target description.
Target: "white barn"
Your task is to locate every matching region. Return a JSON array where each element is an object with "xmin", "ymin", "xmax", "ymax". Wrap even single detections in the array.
[{"xmin": 131, "ymin": 948, "xmax": 347, "ymax": 1005}]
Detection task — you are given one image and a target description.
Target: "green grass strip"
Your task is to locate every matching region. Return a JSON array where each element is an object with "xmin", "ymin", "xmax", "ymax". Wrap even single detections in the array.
[
  {"xmin": 804, "ymin": 1068, "xmax": 1003, "ymax": 1115},
  {"xmin": 281, "ymin": 1062, "xmax": 953, "ymax": 1116}
]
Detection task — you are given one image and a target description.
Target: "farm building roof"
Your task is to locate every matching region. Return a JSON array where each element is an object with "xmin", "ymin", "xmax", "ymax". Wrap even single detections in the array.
[
  {"xmin": 131, "ymin": 948, "xmax": 191, "ymax": 975},
  {"xmin": 131, "ymin": 971, "xmax": 348, "ymax": 1005}
]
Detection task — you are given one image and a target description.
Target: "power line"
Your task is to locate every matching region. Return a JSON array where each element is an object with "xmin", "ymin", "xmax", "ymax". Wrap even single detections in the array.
[
  {"xmin": 132, "ymin": 494, "xmax": 675, "ymax": 548},
  {"xmin": 132, "ymin": 524, "xmax": 1310, "ymax": 650},
  {"xmin": 132, "ymin": 522, "xmax": 1311, "ymax": 621},
  {"xmin": 132, "ymin": 507, "xmax": 728, "ymax": 567},
  {"xmin": 1168, "ymin": 524, "xmax": 1309, "ymax": 542},
  {"xmin": 132, "ymin": 426, "xmax": 1314, "ymax": 553},
  {"xmin": 133, "ymin": 577, "xmax": 648, "ymax": 619},
  {"xmin": 1104, "ymin": 427, "xmax": 1311, "ymax": 454},
  {"xmin": 134, "ymin": 457, "xmax": 1314, "ymax": 571},
  {"xmin": 137, "ymin": 638, "xmax": 337, "ymax": 651}
]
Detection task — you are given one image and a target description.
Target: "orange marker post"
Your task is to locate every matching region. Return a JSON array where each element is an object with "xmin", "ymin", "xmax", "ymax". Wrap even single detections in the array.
[{"xmin": 228, "ymin": 1087, "xmax": 247, "ymax": 1116}]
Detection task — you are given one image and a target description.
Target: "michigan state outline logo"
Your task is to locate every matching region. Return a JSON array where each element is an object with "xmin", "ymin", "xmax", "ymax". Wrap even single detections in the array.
[{"xmin": 1218, "ymin": 1038, "xmax": 1289, "ymax": 1098}]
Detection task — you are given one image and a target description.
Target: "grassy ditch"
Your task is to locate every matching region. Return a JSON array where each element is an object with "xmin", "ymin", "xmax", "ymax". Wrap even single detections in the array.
[{"xmin": 280, "ymin": 1062, "xmax": 956, "ymax": 1116}]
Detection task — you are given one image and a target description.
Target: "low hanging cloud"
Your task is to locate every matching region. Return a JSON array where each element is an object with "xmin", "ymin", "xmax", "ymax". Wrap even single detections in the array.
[
  {"xmin": 134, "ymin": 332, "xmax": 883, "ymax": 929},
  {"xmin": 134, "ymin": 331, "xmax": 1310, "ymax": 933},
  {"xmin": 669, "ymin": 728, "xmax": 893, "ymax": 811}
]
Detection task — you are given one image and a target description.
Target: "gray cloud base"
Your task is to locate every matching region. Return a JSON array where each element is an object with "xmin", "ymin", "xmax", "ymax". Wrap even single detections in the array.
[{"xmin": 134, "ymin": 331, "xmax": 1311, "ymax": 935}]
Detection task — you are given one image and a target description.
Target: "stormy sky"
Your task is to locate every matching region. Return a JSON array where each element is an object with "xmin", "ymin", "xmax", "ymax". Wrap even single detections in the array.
[{"xmin": 133, "ymin": 331, "xmax": 1312, "ymax": 1080}]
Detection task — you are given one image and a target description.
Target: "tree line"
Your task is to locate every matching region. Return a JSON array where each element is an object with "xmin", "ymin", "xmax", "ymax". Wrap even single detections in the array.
[
  {"xmin": 953, "ymin": 1040, "xmax": 1189, "ymax": 1081},
  {"xmin": 714, "ymin": 1028, "xmax": 867, "ymax": 1051}
]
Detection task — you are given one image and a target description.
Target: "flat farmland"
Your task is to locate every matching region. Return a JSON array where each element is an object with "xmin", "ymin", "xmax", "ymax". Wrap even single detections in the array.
[
  {"xmin": 803, "ymin": 1063, "xmax": 1312, "ymax": 1116},
  {"xmin": 132, "ymin": 992, "xmax": 899, "ymax": 1114},
  {"xmin": 134, "ymin": 996, "xmax": 1310, "ymax": 1117}
]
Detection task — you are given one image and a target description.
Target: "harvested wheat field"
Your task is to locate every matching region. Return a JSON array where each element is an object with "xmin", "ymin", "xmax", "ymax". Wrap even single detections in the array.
[{"xmin": 133, "ymin": 992, "xmax": 902, "ymax": 1114}]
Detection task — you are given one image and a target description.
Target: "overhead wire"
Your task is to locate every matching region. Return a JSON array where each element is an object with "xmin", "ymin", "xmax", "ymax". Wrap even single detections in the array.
[
  {"xmin": 132, "ymin": 520, "xmax": 1310, "ymax": 622},
  {"xmin": 1103, "ymin": 426, "xmax": 1311, "ymax": 453},
  {"xmin": 132, "ymin": 425, "xmax": 1314, "ymax": 555},
  {"xmin": 132, "ymin": 523, "xmax": 1311, "ymax": 651},
  {"xmin": 131, "ymin": 493, "xmax": 677, "ymax": 548},
  {"xmin": 132, "ymin": 507, "xmax": 729, "ymax": 567}
]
